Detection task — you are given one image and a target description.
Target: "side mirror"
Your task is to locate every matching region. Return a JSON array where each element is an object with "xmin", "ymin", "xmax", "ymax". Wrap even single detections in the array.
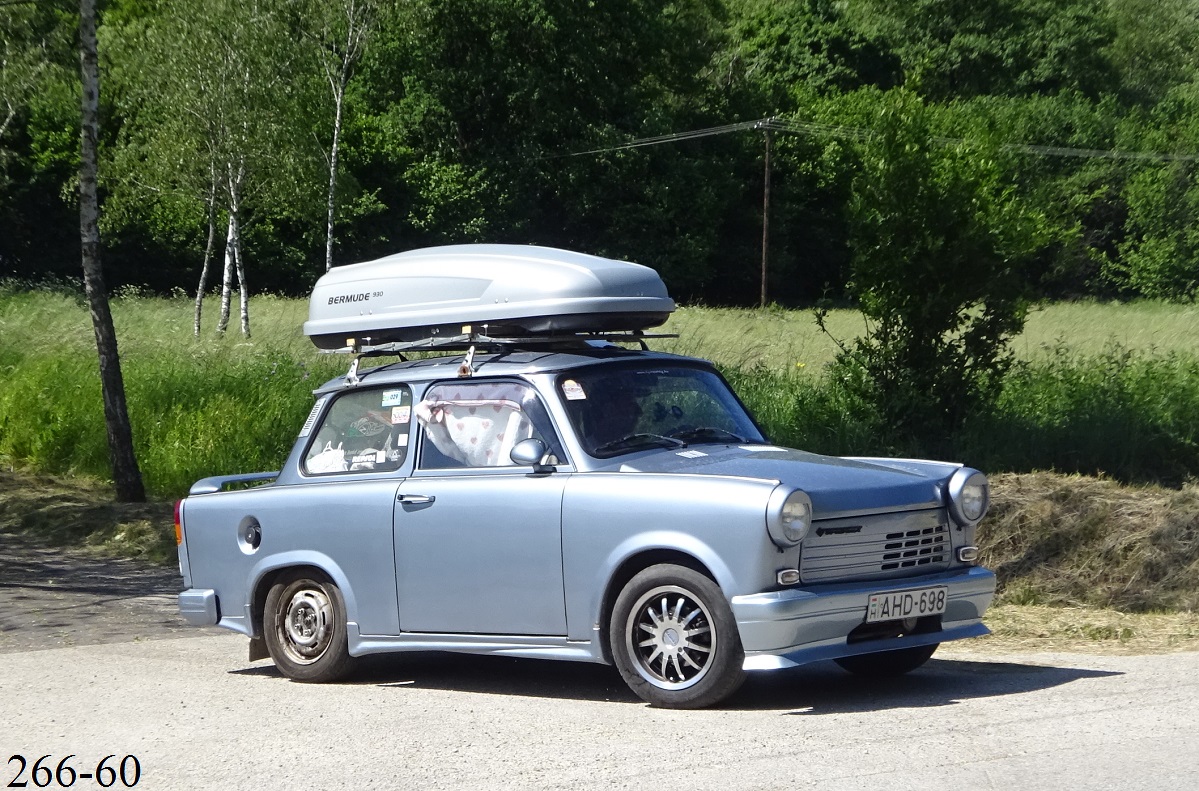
[{"xmin": 510, "ymin": 438, "xmax": 553, "ymax": 472}]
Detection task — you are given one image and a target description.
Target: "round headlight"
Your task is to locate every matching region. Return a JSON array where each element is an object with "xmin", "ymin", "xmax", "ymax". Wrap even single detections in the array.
[
  {"xmin": 947, "ymin": 468, "xmax": 989, "ymax": 526},
  {"xmin": 767, "ymin": 487, "xmax": 812, "ymax": 547}
]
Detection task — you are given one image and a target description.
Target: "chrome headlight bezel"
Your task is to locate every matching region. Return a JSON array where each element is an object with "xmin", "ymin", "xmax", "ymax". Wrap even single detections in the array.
[
  {"xmin": 947, "ymin": 467, "xmax": 989, "ymax": 526},
  {"xmin": 766, "ymin": 487, "xmax": 812, "ymax": 548}
]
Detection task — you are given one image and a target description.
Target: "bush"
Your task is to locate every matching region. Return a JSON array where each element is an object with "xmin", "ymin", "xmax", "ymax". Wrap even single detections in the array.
[{"xmin": 819, "ymin": 89, "xmax": 1052, "ymax": 454}]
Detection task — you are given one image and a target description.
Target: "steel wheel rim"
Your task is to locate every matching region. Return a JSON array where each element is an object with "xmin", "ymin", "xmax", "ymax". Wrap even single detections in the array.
[
  {"xmin": 625, "ymin": 584, "xmax": 716, "ymax": 690},
  {"xmin": 279, "ymin": 586, "xmax": 333, "ymax": 665}
]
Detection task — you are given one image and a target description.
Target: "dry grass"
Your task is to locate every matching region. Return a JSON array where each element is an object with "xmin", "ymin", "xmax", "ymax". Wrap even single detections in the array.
[
  {"xmin": 944, "ymin": 605, "xmax": 1199, "ymax": 655},
  {"xmin": 984, "ymin": 472, "xmax": 1199, "ymax": 612},
  {"xmin": 0, "ymin": 467, "xmax": 175, "ymax": 564}
]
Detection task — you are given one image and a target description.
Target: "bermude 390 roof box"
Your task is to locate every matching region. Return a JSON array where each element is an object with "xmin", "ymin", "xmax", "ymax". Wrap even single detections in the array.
[{"xmin": 303, "ymin": 244, "xmax": 676, "ymax": 350}]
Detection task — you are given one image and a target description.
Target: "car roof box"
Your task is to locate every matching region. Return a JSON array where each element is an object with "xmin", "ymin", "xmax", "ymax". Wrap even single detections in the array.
[{"xmin": 304, "ymin": 244, "xmax": 676, "ymax": 350}]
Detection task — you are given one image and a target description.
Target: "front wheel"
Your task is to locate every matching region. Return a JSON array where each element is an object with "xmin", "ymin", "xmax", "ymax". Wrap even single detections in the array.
[
  {"xmin": 610, "ymin": 564, "xmax": 745, "ymax": 709},
  {"xmin": 263, "ymin": 570, "xmax": 356, "ymax": 682},
  {"xmin": 833, "ymin": 644, "xmax": 938, "ymax": 677}
]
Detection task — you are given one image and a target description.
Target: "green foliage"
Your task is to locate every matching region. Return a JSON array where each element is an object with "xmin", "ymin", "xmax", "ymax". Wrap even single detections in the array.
[
  {"xmin": 964, "ymin": 345, "xmax": 1199, "ymax": 483},
  {"xmin": 846, "ymin": 0, "xmax": 1118, "ymax": 101},
  {"xmin": 1106, "ymin": 83, "xmax": 1199, "ymax": 300},
  {"xmin": 4, "ymin": 0, "xmax": 1199, "ymax": 307},
  {"xmin": 821, "ymin": 90, "xmax": 1051, "ymax": 447},
  {"xmin": 1106, "ymin": 0, "xmax": 1199, "ymax": 106},
  {"xmin": 718, "ymin": 0, "xmax": 899, "ymax": 107},
  {"xmin": 6, "ymin": 291, "xmax": 1199, "ymax": 493}
]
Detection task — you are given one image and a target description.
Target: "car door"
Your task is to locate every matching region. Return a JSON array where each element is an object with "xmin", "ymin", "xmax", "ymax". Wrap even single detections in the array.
[
  {"xmin": 393, "ymin": 379, "xmax": 569, "ymax": 635},
  {"xmin": 285, "ymin": 384, "xmax": 418, "ymax": 636}
]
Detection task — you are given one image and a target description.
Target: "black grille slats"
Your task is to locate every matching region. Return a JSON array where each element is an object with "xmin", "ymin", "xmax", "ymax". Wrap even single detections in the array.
[{"xmin": 801, "ymin": 510, "xmax": 950, "ymax": 583}]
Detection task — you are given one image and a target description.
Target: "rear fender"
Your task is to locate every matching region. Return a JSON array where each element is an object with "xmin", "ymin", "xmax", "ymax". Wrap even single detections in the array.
[{"xmin": 246, "ymin": 550, "xmax": 359, "ymax": 637}]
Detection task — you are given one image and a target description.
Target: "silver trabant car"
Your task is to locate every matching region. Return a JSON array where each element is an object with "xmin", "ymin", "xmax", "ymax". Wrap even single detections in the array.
[{"xmin": 176, "ymin": 244, "xmax": 995, "ymax": 709}]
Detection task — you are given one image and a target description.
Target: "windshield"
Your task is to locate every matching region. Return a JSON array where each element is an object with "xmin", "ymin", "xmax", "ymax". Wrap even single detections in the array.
[{"xmin": 557, "ymin": 363, "xmax": 766, "ymax": 459}]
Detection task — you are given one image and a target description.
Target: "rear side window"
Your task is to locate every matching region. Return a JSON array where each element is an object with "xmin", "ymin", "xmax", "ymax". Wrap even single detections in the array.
[
  {"xmin": 304, "ymin": 386, "xmax": 413, "ymax": 475},
  {"xmin": 415, "ymin": 380, "xmax": 563, "ymax": 469}
]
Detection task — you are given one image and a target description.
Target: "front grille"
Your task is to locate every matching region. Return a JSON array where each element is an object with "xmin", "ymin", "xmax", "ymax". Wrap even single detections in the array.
[{"xmin": 800, "ymin": 508, "xmax": 951, "ymax": 583}]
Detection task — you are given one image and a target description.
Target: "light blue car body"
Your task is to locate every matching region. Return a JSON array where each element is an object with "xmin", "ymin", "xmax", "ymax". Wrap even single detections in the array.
[{"xmin": 177, "ymin": 346, "xmax": 995, "ymax": 674}]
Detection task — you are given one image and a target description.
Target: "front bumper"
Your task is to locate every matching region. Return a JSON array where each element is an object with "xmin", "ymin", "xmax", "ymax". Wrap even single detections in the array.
[
  {"xmin": 731, "ymin": 566, "xmax": 996, "ymax": 670},
  {"xmin": 178, "ymin": 588, "xmax": 220, "ymax": 626}
]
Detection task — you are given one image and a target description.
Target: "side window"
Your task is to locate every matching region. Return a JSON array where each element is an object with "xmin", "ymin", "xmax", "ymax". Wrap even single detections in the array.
[
  {"xmin": 303, "ymin": 386, "xmax": 412, "ymax": 475},
  {"xmin": 416, "ymin": 380, "xmax": 562, "ymax": 469}
]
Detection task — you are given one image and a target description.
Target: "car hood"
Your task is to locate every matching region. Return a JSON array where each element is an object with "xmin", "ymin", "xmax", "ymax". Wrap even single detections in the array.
[{"xmin": 614, "ymin": 444, "xmax": 956, "ymax": 517}]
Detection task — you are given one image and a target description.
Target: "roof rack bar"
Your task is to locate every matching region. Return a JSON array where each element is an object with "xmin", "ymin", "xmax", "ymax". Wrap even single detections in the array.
[{"xmin": 320, "ymin": 330, "xmax": 678, "ymax": 358}]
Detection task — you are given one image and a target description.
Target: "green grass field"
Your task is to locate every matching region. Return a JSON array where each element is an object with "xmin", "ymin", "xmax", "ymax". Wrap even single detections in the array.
[
  {"xmin": 661, "ymin": 300, "xmax": 1199, "ymax": 372},
  {"xmin": 2, "ymin": 288, "xmax": 1198, "ymax": 496}
]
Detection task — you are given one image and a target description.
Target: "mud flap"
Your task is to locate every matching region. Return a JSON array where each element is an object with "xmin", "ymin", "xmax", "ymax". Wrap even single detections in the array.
[{"xmin": 249, "ymin": 635, "xmax": 269, "ymax": 662}]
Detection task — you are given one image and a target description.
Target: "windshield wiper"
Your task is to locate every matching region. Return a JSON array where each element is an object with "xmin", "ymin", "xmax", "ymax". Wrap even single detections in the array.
[
  {"xmin": 593, "ymin": 433, "xmax": 687, "ymax": 456},
  {"xmin": 668, "ymin": 427, "xmax": 747, "ymax": 444}
]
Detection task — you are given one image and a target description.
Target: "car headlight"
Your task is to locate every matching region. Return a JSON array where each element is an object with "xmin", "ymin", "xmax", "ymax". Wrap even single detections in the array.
[
  {"xmin": 947, "ymin": 467, "xmax": 989, "ymax": 526},
  {"xmin": 767, "ymin": 487, "xmax": 812, "ymax": 548}
]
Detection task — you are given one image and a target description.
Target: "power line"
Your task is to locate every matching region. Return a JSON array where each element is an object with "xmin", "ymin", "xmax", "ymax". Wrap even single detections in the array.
[
  {"xmin": 544, "ymin": 119, "xmax": 766, "ymax": 158},
  {"xmin": 557, "ymin": 115, "xmax": 1199, "ymax": 163}
]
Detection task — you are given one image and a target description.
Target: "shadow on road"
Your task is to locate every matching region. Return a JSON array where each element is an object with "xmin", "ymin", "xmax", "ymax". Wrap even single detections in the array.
[{"xmin": 228, "ymin": 650, "xmax": 1121, "ymax": 711}]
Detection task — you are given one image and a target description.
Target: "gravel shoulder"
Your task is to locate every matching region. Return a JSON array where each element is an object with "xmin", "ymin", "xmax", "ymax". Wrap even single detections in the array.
[{"xmin": 0, "ymin": 529, "xmax": 191, "ymax": 654}]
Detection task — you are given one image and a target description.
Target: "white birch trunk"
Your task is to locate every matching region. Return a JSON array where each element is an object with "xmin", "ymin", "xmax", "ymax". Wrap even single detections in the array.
[
  {"xmin": 193, "ymin": 171, "xmax": 218, "ymax": 337},
  {"xmin": 324, "ymin": 80, "xmax": 344, "ymax": 273},
  {"xmin": 234, "ymin": 211, "xmax": 250, "ymax": 338},
  {"xmin": 216, "ymin": 212, "xmax": 235, "ymax": 334}
]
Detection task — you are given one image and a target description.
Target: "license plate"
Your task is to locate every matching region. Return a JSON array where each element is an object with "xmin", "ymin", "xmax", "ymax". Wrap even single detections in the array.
[{"xmin": 866, "ymin": 586, "xmax": 948, "ymax": 623}]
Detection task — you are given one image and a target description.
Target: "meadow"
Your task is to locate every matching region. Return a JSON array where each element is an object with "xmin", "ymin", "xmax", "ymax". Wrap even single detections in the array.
[{"xmin": 2, "ymin": 287, "xmax": 1198, "ymax": 498}]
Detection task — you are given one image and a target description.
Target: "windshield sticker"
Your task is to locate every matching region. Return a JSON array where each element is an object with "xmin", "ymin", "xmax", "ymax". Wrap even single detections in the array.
[
  {"xmin": 397, "ymin": 433, "xmax": 409, "ymax": 446},
  {"xmin": 740, "ymin": 445, "xmax": 788, "ymax": 453},
  {"xmin": 562, "ymin": 380, "xmax": 587, "ymax": 400},
  {"xmin": 298, "ymin": 397, "xmax": 328, "ymax": 438},
  {"xmin": 381, "ymin": 389, "xmax": 407, "ymax": 407},
  {"xmin": 677, "ymin": 450, "xmax": 708, "ymax": 458},
  {"xmin": 391, "ymin": 405, "xmax": 411, "ymax": 424}
]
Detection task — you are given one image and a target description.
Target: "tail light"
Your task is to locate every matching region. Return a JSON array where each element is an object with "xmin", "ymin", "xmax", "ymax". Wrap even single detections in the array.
[{"xmin": 174, "ymin": 499, "xmax": 183, "ymax": 545}]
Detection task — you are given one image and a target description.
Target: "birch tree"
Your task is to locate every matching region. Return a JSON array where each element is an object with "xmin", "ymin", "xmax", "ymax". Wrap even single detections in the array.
[
  {"xmin": 107, "ymin": 0, "xmax": 304, "ymax": 337},
  {"xmin": 301, "ymin": 0, "xmax": 382, "ymax": 273},
  {"xmin": 0, "ymin": 4, "xmax": 45, "ymax": 150}
]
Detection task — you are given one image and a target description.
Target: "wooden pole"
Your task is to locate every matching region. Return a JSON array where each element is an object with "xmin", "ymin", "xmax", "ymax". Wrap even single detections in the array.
[{"xmin": 761, "ymin": 126, "xmax": 772, "ymax": 308}]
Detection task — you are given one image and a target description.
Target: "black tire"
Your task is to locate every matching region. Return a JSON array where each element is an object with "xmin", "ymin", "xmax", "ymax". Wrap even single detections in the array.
[
  {"xmin": 263, "ymin": 570, "xmax": 356, "ymax": 682},
  {"xmin": 609, "ymin": 564, "xmax": 745, "ymax": 709},
  {"xmin": 833, "ymin": 644, "xmax": 938, "ymax": 677}
]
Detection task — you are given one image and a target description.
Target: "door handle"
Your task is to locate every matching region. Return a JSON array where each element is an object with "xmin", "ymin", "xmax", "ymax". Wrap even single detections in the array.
[{"xmin": 397, "ymin": 493, "xmax": 435, "ymax": 505}]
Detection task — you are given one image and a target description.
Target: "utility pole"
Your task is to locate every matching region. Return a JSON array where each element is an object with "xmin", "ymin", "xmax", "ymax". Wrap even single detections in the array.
[{"xmin": 760, "ymin": 124, "xmax": 772, "ymax": 308}]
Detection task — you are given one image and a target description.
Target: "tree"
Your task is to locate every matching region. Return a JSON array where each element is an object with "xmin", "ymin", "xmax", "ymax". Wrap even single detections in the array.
[
  {"xmin": 106, "ymin": 0, "xmax": 312, "ymax": 336},
  {"xmin": 717, "ymin": 0, "xmax": 899, "ymax": 110},
  {"xmin": 1110, "ymin": 82, "xmax": 1199, "ymax": 300},
  {"xmin": 1107, "ymin": 0, "xmax": 1199, "ymax": 107},
  {"xmin": 297, "ymin": 0, "xmax": 383, "ymax": 273},
  {"xmin": 845, "ymin": 0, "xmax": 1117, "ymax": 101},
  {"xmin": 0, "ymin": 3, "xmax": 44, "ymax": 147},
  {"xmin": 79, "ymin": 0, "xmax": 145, "ymax": 502},
  {"xmin": 369, "ymin": 0, "xmax": 738, "ymax": 296},
  {"xmin": 821, "ymin": 90, "xmax": 1051, "ymax": 448}
]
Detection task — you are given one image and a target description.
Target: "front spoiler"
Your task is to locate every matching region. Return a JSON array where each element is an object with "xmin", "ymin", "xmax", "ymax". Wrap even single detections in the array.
[{"xmin": 731, "ymin": 566, "xmax": 996, "ymax": 670}]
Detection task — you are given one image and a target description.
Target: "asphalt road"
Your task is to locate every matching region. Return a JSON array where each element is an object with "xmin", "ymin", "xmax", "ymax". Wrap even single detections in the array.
[
  {"xmin": 2, "ymin": 632, "xmax": 1197, "ymax": 791},
  {"xmin": 2, "ymin": 532, "xmax": 1197, "ymax": 790}
]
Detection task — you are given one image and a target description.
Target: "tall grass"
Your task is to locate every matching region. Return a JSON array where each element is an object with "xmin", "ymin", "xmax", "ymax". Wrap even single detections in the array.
[
  {"xmin": 3, "ymin": 287, "xmax": 1199, "ymax": 496},
  {"xmin": 0, "ymin": 288, "xmax": 344, "ymax": 496}
]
